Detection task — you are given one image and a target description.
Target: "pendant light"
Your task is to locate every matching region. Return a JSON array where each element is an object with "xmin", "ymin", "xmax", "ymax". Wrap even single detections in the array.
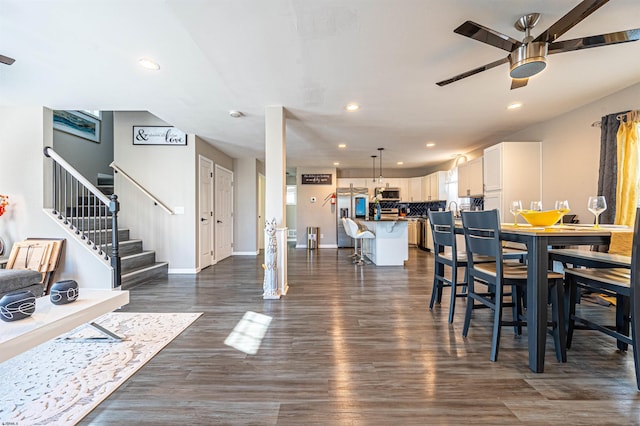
[
  {"xmin": 371, "ymin": 155, "xmax": 377, "ymax": 182},
  {"xmin": 377, "ymin": 148, "xmax": 384, "ymax": 183}
]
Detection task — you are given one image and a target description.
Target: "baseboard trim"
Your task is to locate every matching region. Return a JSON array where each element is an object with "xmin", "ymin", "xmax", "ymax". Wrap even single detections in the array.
[
  {"xmin": 168, "ymin": 268, "xmax": 200, "ymax": 274},
  {"xmin": 295, "ymin": 244, "xmax": 338, "ymax": 249},
  {"xmin": 233, "ymin": 251, "xmax": 259, "ymax": 256}
]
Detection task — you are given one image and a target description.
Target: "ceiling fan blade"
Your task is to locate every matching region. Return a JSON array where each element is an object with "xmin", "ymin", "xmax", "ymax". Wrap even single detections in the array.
[
  {"xmin": 0, "ymin": 54, "xmax": 15, "ymax": 65},
  {"xmin": 511, "ymin": 78, "xmax": 529, "ymax": 90},
  {"xmin": 436, "ymin": 57, "xmax": 509, "ymax": 86},
  {"xmin": 534, "ymin": 0, "xmax": 609, "ymax": 43},
  {"xmin": 454, "ymin": 21, "xmax": 522, "ymax": 52},
  {"xmin": 548, "ymin": 28, "xmax": 640, "ymax": 54}
]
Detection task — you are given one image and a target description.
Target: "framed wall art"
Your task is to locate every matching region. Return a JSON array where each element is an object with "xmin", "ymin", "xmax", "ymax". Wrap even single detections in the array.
[
  {"xmin": 53, "ymin": 110, "xmax": 101, "ymax": 143},
  {"xmin": 133, "ymin": 126, "xmax": 187, "ymax": 146}
]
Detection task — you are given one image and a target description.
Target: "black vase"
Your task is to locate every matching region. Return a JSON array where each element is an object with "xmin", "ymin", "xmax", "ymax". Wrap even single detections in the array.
[
  {"xmin": 50, "ymin": 280, "xmax": 79, "ymax": 305},
  {"xmin": 0, "ymin": 289, "xmax": 36, "ymax": 322}
]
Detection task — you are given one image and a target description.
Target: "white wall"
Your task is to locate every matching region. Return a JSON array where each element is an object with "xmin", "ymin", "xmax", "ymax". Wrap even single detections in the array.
[
  {"xmin": 505, "ymin": 82, "xmax": 640, "ymax": 223},
  {"xmin": 113, "ymin": 111, "xmax": 197, "ymax": 272},
  {"xmin": 52, "ymin": 111, "xmax": 114, "ymax": 185},
  {"xmin": 296, "ymin": 167, "xmax": 337, "ymax": 247},
  {"xmin": 0, "ymin": 107, "xmax": 111, "ymax": 289},
  {"xmin": 233, "ymin": 157, "xmax": 258, "ymax": 254}
]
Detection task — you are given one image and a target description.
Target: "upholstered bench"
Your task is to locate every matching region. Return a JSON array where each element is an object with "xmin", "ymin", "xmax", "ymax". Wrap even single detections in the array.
[{"xmin": 0, "ymin": 269, "xmax": 44, "ymax": 299}]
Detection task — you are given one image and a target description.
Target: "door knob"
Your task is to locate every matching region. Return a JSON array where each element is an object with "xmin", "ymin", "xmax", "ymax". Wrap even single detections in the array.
[
  {"xmin": 201, "ymin": 218, "xmax": 207, "ymax": 222},
  {"xmin": 217, "ymin": 220, "xmax": 223, "ymax": 223}
]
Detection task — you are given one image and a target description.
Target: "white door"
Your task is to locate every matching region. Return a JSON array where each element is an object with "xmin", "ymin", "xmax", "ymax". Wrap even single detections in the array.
[
  {"xmin": 258, "ymin": 174, "xmax": 266, "ymax": 250},
  {"xmin": 215, "ymin": 165, "xmax": 234, "ymax": 261},
  {"xmin": 198, "ymin": 156, "xmax": 214, "ymax": 269}
]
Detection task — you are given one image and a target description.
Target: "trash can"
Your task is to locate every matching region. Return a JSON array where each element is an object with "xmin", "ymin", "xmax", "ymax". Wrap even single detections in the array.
[{"xmin": 307, "ymin": 226, "xmax": 319, "ymax": 250}]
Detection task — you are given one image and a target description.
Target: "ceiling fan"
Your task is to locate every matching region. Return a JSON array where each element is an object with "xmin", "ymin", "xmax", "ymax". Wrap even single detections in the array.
[
  {"xmin": 436, "ymin": 0, "xmax": 640, "ymax": 90},
  {"xmin": 0, "ymin": 54, "xmax": 15, "ymax": 66}
]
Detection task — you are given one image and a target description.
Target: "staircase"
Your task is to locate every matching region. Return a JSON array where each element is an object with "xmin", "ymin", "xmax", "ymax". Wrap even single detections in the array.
[
  {"xmin": 45, "ymin": 149, "xmax": 170, "ymax": 288},
  {"xmin": 94, "ymin": 174, "xmax": 169, "ymax": 288}
]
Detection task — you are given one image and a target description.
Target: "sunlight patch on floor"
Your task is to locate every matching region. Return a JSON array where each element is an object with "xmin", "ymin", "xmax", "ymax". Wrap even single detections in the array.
[{"xmin": 224, "ymin": 311, "xmax": 272, "ymax": 355}]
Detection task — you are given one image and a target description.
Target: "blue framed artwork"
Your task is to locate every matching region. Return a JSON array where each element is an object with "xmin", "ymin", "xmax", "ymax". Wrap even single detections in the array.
[{"xmin": 53, "ymin": 110, "xmax": 101, "ymax": 143}]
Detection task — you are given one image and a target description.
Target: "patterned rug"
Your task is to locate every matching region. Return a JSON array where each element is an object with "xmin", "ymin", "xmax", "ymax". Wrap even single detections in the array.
[{"xmin": 0, "ymin": 312, "xmax": 202, "ymax": 425}]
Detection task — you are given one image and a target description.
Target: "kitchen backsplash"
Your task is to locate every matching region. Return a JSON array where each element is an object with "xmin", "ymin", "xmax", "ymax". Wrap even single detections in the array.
[{"xmin": 370, "ymin": 197, "xmax": 483, "ymax": 217}]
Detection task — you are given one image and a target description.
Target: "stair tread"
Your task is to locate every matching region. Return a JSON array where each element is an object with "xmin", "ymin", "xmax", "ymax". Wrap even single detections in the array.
[
  {"xmin": 121, "ymin": 250, "xmax": 155, "ymax": 260},
  {"xmin": 121, "ymin": 262, "xmax": 169, "ymax": 277}
]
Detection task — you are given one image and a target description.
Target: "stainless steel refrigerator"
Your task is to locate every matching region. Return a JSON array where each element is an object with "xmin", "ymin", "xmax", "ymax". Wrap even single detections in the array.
[{"xmin": 336, "ymin": 187, "xmax": 369, "ymax": 248}]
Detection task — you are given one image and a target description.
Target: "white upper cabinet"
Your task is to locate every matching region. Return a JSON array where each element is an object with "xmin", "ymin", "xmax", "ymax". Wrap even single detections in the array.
[
  {"xmin": 422, "ymin": 171, "xmax": 447, "ymax": 201},
  {"xmin": 458, "ymin": 157, "xmax": 483, "ymax": 197},
  {"xmin": 337, "ymin": 178, "xmax": 369, "ymax": 189},
  {"xmin": 483, "ymin": 141, "xmax": 542, "ymax": 223},
  {"xmin": 483, "ymin": 144, "xmax": 502, "ymax": 192},
  {"xmin": 407, "ymin": 177, "xmax": 422, "ymax": 201}
]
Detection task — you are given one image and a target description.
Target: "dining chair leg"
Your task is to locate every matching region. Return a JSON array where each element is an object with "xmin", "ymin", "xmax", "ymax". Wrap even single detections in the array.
[
  {"xmin": 462, "ymin": 279, "xmax": 474, "ymax": 337},
  {"xmin": 566, "ymin": 274, "xmax": 578, "ymax": 350},
  {"xmin": 511, "ymin": 285, "xmax": 523, "ymax": 336},
  {"xmin": 489, "ymin": 282, "xmax": 504, "ymax": 362},
  {"xmin": 550, "ymin": 279, "xmax": 567, "ymax": 362},
  {"xmin": 429, "ymin": 274, "xmax": 440, "ymax": 310},
  {"xmin": 448, "ymin": 265, "xmax": 458, "ymax": 323},
  {"xmin": 616, "ymin": 294, "xmax": 630, "ymax": 351}
]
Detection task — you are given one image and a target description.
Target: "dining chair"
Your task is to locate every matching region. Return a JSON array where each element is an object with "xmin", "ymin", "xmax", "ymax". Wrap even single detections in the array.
[
  {"xmin": 428, "ymin": 210, "xmax": 469, "ymax": 323},
  {"xmin": 563, "ymin": 207, "xmax": 639, "ymax": 390},
  {"xmin": 428, "ymin": 210, "xmax": 528, "ymax": 324},
  {"xmin": 461, "ymin": 209, "xmax": 566, "ymax": 362}
]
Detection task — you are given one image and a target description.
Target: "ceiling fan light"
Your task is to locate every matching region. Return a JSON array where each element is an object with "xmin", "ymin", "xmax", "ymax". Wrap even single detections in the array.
[{"xmin": 509, "ymin": 42, "xmax": 547, "ymax": 79}]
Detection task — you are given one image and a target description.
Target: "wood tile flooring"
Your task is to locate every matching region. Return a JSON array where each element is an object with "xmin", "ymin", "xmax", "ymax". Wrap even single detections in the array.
[{"xmin": 81, "ymin": 247, "xmax": 640, "ymax": 425}]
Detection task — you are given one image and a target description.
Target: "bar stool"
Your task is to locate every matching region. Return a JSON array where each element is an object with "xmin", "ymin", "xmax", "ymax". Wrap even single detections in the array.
[{"xmin": 344, "ymin": 218, "xmax": 375, "ymax": 265}]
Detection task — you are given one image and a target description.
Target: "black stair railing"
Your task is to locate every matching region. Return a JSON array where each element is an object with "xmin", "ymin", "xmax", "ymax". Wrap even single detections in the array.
[{"xmin": 43, "ymin": 146, "xmax": 121, "ymax": 288}]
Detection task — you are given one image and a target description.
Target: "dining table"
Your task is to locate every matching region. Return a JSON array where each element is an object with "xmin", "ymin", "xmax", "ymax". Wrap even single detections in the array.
[{"xmin": 456, "ymin": 222, "xmax": 618, "ymax": 373}]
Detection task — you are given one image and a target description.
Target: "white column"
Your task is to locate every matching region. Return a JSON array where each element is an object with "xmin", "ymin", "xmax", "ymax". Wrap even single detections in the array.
[
  {"xmin": 264, "ymin": 106, "xmax": 287, "ymax": 298},
  {"xmin": 276, "ymin": 227, "xmax": 288, "ymax": 295}
]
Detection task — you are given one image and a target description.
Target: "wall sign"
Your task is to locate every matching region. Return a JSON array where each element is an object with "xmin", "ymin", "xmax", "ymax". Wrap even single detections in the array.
[
  {"xmin": 301, "ymin": 174, "xmax": 332, "ymax": 185},
  {"xmin": 133, "ymin": 126, "xmax": 187, "ymax": 145}
]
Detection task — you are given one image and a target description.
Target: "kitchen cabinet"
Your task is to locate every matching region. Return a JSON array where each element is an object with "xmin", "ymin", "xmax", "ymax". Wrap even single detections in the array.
[
  {"xmin": 457, "ymin": 157, "xmax": 483, "ymax": 197},
  {"xmin": 421, "ymin": 171, "xmax": 447, "ymax": 201},
  {"xmin": 337, "ymin": 178, "xmax": 369, "ymax": 189},
  {"xmin": 406, "ymin": 177, "xmax": 422, "ymax": 201},
  {"xmin": 483, "ymin": 141, "xmax": 541, "ymax": 223},
  {"xmin": 407, "ymin": 219, "xmax": 418, "ymax": 245}
]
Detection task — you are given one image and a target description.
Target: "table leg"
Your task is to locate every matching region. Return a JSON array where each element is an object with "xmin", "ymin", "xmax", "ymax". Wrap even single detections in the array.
[{"xmin": 527, "ymin": 236, "xmax": 549, "ymax": 373}]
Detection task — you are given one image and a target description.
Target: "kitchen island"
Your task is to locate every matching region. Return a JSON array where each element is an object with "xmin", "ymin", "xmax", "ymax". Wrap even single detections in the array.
[{"xmin": 359, "ymin": 219, "xmax": 408, "ymax": 266}]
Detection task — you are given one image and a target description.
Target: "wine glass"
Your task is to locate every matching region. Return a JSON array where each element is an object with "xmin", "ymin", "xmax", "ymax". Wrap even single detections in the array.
[
  {"xmin": 587, "ymin": 196, "xmax": 607, "ymax": 229},
  {"xmin": 554, "ymin": 199, "xmax": 570, "ymax": 226},
  {"xmin": 509, "ymin": 200, "xmax": 523, "ymax": 226},
  {"xmin": 529, "ymin": 200, "xmax": 542, "ymax": 211}
]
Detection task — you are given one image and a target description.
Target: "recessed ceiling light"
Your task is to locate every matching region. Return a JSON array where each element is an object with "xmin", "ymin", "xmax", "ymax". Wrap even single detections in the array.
[
  {"xmin": 397, "ymin": 161, "xmax": 404, "ymax": 165},
  {"xmin": 138, "ymin": 57, "xmax": 160, "ymax": 70},
  {"xmin": 333, "ymin": 162, "xmax": 340, "ymax": 166},
  {"xmin": 507, "ymin": 102, "xmax": 523, "ymax": 110},
  {"xmin": 426, "ymin": 142, "xmax": 436, "ymax": 148},
  {"xmin": 229, "ymin": 110, "xmax": 244, "ymax": 118},
  {"xmin": 345, "ymin": 103, "xmax": 360, "ymax": 112},
  {"xmin": 338, "ymin": 143, "xmax": 346, "ymax": 148}
]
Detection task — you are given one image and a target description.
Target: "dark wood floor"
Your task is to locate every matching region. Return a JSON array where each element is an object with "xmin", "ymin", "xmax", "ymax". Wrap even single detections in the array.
[{"xmin": 82, "ymin": 247, "xmax": 640, "ymax": 425}]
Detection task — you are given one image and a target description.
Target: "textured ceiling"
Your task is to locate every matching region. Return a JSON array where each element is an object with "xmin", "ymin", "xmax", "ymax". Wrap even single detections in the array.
[{"xmin": 1, "ymin": 0, "xmax": 639, "ymax": 171}]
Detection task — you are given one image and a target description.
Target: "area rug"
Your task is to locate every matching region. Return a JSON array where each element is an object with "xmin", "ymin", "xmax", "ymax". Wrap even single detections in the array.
[{"xmin": 0, "ymin": 312, "xmax": 202, "ymax": 425}]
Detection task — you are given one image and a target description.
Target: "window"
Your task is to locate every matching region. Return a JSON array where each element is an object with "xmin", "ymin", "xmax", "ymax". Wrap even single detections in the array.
[{"xmin": 286, "ymin": 186, "xmax": 297, "ymax": 205}]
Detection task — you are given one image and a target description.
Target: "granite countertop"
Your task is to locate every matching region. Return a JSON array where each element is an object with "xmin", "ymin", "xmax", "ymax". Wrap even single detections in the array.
[{"xmin": 363, "ymin": 217, "xmax": 408, "ymax": 222}]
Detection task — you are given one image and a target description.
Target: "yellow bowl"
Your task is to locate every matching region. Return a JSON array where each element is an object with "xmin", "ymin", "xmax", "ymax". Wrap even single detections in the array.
[{"xmin": 519, "ymin": 209, "xmax": 568, "ymax": 227}]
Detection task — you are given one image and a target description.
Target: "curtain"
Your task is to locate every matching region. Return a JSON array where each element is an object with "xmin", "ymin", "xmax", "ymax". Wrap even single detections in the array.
[
  {"xmin": 597, "ymin": 113, "xmax": 621, "ymax": 225},
  {"xmin": 614, "ymin": 111, "xmax": 639, "ymax": 227}
]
